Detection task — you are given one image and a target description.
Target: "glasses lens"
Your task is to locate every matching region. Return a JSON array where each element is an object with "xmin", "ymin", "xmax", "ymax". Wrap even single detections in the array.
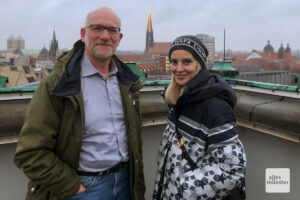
[
  {"xmin": 107, "ymin": 27, "xmax": 119, "ymax": 34},
  {"xmin": 90, "ymin": 24, "xmax": 104, "ymax": 32}
]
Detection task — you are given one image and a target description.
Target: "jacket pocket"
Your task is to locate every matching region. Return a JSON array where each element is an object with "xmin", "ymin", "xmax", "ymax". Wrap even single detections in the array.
[{"xmin": 79, "ymin": 175, "xmax": 97, "ymax": 190}]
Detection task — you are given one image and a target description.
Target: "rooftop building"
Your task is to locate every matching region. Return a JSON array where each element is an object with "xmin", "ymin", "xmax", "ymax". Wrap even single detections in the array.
[
  {"xmin": 196, "ymin": 34, "xmax": 215, "ymax": 68},
  {"xmin": 7, "ymin": 34, "xmax": 25, "ymax": 53}
]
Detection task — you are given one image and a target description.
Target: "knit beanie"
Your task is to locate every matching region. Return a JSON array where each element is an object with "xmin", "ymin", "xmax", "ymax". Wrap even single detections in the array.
[{"xmin": 168, "ymin": 35, "xmax": 209, "ymax": 69}]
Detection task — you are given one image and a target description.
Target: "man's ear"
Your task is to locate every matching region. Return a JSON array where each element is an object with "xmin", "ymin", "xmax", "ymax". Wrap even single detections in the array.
[
  {"xmin": 119, "ymin": 33, "xmax": 123, "ymax": 41},
  {"xmin": 80, "ymin": 28, "xmax": 86, "ymax": 43},
  {"xmin": 117, "ymin": 33, "xmax": 123, "ymax": 46}
]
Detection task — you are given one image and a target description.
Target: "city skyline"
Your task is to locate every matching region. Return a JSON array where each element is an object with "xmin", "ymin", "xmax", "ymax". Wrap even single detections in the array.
[{"xmin": 1, "ymin": 0, "xmax": 300, "ymax": 52}]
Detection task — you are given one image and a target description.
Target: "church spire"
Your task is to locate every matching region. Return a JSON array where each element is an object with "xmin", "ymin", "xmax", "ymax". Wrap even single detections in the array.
[
  {"xmin": 53, "ymin": 30, "xmax": 56, "ymax": 41},
  {"xmin": 49, "ymin": 30, "xmax": 59, "ymax": 61},
  {"xmin": 148, "ymin": 10, "xmax": 152, "ymax": 33},
  {"xmin": 145, "ymin": 9, "xmax": 154, "ymax": 53}
]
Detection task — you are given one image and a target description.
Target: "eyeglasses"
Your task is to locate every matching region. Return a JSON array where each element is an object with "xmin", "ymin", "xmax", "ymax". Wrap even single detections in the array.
[{"xmin": 85, "ymin": 24, "xmax": 121, "ymax": 35}]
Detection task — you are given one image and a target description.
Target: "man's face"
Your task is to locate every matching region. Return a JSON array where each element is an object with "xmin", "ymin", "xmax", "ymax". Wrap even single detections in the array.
[{"xmin": 81, "ymin": 9, "xmax": 123, "ymax": 61}]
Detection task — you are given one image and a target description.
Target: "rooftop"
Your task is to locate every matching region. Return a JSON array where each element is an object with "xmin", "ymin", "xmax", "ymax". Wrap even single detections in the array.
[
  {"xmin": 21, "ymin": 49, "xmax": 41, "ymax": 55},
  {"xmin": 7, "ymin": 34, "xmax": 15, "ymax": 40},
  {"xmin": 147, "ymin": 42, "xmax": 170, "ymax": 54}
]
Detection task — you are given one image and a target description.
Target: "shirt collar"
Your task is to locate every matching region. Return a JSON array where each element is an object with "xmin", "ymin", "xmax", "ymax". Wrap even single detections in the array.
[{"xmin": 81, "ymin": 52, "xmax": 118, "ymax": 78}]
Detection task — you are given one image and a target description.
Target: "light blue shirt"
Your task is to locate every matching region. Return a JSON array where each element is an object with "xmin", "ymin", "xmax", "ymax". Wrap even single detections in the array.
[{"xmin": 78, "ymin": 53, "xmax": 128, "ymax": 172}]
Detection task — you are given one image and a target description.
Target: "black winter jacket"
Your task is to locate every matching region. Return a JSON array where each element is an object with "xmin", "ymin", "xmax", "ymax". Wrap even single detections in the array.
[{"xmin": 153, "ymin": 69, "xmax": 246, "ymax": 200}]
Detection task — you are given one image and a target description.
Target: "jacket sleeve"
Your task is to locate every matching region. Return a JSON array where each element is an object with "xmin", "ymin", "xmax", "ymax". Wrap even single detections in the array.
[
  {"xmin": 14, "ymin": 79, "xmax": 80, "ymax": 198},
  {"xmin": 182, "ymin": 102, "xmax": 246, "ymax": 199},
  {"xmin": 199, "ymin": 123, "xmax": 246, "ymax": 198}
]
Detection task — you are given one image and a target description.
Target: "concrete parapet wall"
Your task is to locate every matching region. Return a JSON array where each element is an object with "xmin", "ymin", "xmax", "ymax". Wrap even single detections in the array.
[
  {"xmin": 0, "ymin": 86, "xmax": 299, "ymax": 143},
  {"xmin": 140, "ymin": 89, "xmax": 168, "ymax": 126},
  {"xmin": 234, "ymin": 89, "xmax": 300, "ymax": 142},
  {"xmin": 0, "ymin": 99, "xmax": 30, "ymax": 143}
]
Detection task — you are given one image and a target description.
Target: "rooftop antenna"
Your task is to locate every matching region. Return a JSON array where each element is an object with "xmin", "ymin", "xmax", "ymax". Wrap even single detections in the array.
[{"xmin": 223, "ymin": 29, "xmax": 226, "ymax": 61}]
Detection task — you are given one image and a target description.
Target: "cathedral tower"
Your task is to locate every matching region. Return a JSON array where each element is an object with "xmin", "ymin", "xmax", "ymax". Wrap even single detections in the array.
[
  {"xmin": 145, "ymin": 9, "xmax": 154, "ymax": 53},
  {"xmin": 49, "ymin": 30, "xmax": 59, "ymax": 61}
]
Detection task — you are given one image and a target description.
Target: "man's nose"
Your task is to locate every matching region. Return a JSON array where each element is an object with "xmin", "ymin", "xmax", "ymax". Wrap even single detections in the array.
[{"xmin": 99, "ymin": 29, "xmax": 110, "ymax": 40}]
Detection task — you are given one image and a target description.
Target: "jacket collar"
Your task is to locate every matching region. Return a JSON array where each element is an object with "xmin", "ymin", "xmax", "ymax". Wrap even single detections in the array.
[
  {"xmin": 178, "ymin": 68, "xmax": 236, "ymax": 108},
  {"xmin": 181, "ymin": 69, "xmax": 211, "ymax": 97},
  {"xmin": 52, "ymin": 40, "xmax": 140, "ymax": 97}
]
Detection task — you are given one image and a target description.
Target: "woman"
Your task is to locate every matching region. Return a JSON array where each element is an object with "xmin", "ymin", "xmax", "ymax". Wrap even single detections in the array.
[{"xmin": 153, "ymin": 35, "xmax": 246, "ymax": 200}]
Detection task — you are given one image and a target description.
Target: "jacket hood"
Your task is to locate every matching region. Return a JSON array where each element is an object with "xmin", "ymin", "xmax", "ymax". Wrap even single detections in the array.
[
  {"xmin": 180, "ymin": 69, "xmax": 237, "ymax": 108},
  {"xmin": 52, "ymin": 40, "xmax": 141, "ymax": 97}
]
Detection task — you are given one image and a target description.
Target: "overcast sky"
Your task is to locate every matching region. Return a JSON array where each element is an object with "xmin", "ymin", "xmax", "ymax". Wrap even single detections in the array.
[{"xmin": 1, "ymin": 0, "xmax": 300, "ymax": 52}]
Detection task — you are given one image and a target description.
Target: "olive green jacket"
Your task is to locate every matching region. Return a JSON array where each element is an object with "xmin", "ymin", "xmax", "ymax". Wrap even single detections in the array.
[{"xmin": 14, "ymin": 40, "xmax": 145, "ymax": 200}]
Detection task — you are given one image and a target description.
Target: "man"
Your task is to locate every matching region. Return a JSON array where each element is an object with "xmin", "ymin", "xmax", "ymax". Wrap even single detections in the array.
[{"xmin": 14, "ymin": 7, "xmax": 145, "ymax": 200}]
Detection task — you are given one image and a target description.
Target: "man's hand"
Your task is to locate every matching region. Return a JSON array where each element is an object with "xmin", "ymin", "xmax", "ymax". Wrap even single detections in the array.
[{"xmin": 76, "ymin": 184, "xmax": 86, "ymax": 194}]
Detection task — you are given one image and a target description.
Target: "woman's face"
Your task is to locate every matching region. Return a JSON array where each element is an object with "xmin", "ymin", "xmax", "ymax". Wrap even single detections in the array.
[{"xmin": 170, "ymin": 50, "xmax": 200, "ymax": 87}]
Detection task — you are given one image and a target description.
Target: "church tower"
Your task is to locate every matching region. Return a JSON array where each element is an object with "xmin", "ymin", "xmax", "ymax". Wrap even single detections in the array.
[
  {"xmin": 7, "ymin": 35, "xmax": 17, "ymax": 53},
  {"xmin": 278, "ymin": 43, "xmax": 284, "ymax": 59},
  {"xmin": 145, "ymin": 9, "xmax": 154, "ymax": 53},
  {"xmin": 285, "ymin": 43, "xmax": 291, "ymax": 54},
  {"xmin": 49, "ymin": 30, "xmax": 59, "ymax": 61}
]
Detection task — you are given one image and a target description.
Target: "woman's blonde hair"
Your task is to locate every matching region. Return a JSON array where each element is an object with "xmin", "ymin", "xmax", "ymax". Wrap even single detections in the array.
[{"xmin": 165, "ymin": 62, "xmax": 202, "ymax": 105}]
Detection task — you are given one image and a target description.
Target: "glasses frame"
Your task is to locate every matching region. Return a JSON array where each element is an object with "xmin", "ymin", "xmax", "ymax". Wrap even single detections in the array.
[{"xmin": 85, "ymin": 24, "xmax": 121, "ymax": 35}]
